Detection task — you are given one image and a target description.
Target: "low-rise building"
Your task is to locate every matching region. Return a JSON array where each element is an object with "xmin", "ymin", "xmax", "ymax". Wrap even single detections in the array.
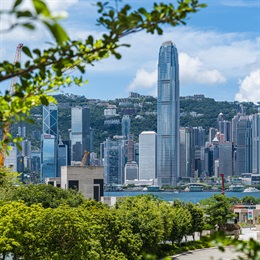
[{"xmin": 61, "ymin": 166, "xmax": 104, "ymax": 201}]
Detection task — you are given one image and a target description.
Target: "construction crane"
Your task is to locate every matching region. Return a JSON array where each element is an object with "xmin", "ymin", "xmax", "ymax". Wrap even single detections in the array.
[
  {"xmin": 0, "ymin": 43, "xmax": 23, "ymax": 167},
  {"xmin": 80, "ymin": 150, "xmax": 90, "ymax": 166}
]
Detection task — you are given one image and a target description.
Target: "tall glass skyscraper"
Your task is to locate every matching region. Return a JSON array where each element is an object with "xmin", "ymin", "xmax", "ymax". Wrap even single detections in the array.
[
  {"xmin": 157, "ymin": 41, "xmax": 180, "ymax": 186},
  {"xmin": 70, "ymin": 106, "xmax": 90, "ymax": 164},
  {"xmin": 41, "ymin": 103, "xmax": 58, "ymax": 182}
]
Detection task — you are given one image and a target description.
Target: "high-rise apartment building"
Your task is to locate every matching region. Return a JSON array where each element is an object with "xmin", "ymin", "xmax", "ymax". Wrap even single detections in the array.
[
  {"xmin": 70, "ymin": 106, "xmax": 90, "ymax": 165},
  {"xmin": 139, "ymin": 131, "xmax": 156, "ymax": 180},
  {"xmin": 157, "ymin": 41, "xmax": 180, "ymax": 186}
]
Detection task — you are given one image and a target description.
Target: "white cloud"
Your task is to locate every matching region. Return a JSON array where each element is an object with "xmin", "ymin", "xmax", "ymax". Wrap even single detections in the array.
[
  {"xmin": 179, "ymin": 52, "xmax": 226, "ymax": 85},
  {"xmin": 128, "ymin": 69, "xmax": 157, "ymax": 91},
  {"xmin": 127, "ymin": 51, "xmax": 226, "ymax": 95},
  {"xmin": 235, "ymin": 70, "xmax": 260, "ymax": 103}
]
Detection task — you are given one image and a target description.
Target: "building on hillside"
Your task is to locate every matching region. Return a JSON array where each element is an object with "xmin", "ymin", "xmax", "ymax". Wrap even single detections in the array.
[{"xmin": 157, "ymin": 41, "xmax": 180, "ymax": 186}]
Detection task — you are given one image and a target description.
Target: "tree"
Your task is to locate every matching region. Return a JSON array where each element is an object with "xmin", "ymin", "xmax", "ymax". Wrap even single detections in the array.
[
  {"xmin": 200, "ymin": 194, "xmax": 235, "ymax": 230},
  {"xmin": 0, "ymin": 201, "xmax": 45, "ymax": 259},
  {"xmin": 0, "ymin": 0, "xmax": 206, "ymax": 157},
  {"xmin": 1, "ymin": 183, "xmax": 86, "ymax": 208},
  {"xmin": 114, "ymin": 195, "xmax": 164, "ymax": 253},
  {"xmin": 168, "ymin": 207, "xmax": 192, "ymax": 245},
  {"xmin": 184, "ymin": 202, "xmax": 204, "ymax": 240}
]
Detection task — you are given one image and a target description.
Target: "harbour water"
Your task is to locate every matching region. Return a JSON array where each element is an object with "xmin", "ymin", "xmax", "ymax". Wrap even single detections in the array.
[{"xmin": 104, "ymin": 191, "xmax": 260, "ymax": 204}]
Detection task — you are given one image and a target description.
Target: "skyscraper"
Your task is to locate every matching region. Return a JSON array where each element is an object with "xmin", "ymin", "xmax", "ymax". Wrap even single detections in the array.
[
  {"xmin": 121, "ymin": 115, "xmax": 131, "ymax": 137},
  {"xmin": 70, "ymin": 106, "xmax": 90, "ymax": 165},
  {"xmin": 139, "ymin": 131, "xmax": 156, "ymax": 180},
  {"xmin": 43, "ymin": 103, "xmax": 58, "ymax": 136},
  {"xmin": 180, "ymin": 127, "xmax": 195, "ymax": 178},
  {"xmin": 218, "ymin": 120, "xmax": 232, "ymax": 142},
  {"xmin": 41, "ymin": 104, "xmax": 58, "ymax": 181},
  {"xmin": 103, "ymin": 136, "xmax": 126, "ymax": 185},
  {"xmin": 233, "ymin": 116, "xmax": 252, "ymax": 176},
  {"xmin": 251, "ymin": 113, "xmax": 260, "ymax": 174},
  {"xmin": 157, "ymin": 41, "xmax": 180, "ymax": 186}
]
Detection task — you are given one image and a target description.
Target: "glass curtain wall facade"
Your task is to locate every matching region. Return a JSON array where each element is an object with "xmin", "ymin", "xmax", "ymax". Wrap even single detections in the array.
[
  {"xmin": 43, "ymin": 104, "xmax": 58, "ymax": 136},
  {"xmin": 234, "ymin": 116, "xmax": 252, "ymax": 176},
  {"xmin": 252, "ymin": 114, "xmax": 260, "ymax": 174},
  {"xmin": 41, "ymin": 104, "xmax": 58, "ymax": 182},
  {"xmin": 71, "ymin": 107, "xmax": 90, "ymax": 164},
  {"xmin": 41, "ymin": 134, "xmax": 57, "ymax": 181},
  {"xmin": 121, "ymin": 115, "xmax": 131, "ymax": 137},
  {"xmin": 104, "ymin": 137, "xmax": 126, "ymax": 185},
  {"xmin": 157, "ymin": 41, "xmax": 180, "ymax": 186}
]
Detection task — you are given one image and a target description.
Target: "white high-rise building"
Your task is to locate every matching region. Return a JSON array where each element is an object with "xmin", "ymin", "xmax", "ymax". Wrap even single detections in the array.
[{"xmin": 139, "ymin": 131, "xmax": 156, "ymax": 180}]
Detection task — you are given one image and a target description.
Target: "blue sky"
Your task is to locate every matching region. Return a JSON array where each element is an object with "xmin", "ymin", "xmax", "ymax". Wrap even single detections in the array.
[{"xmin": 0, "ymin": 0, "xmax": 259, "ymax": 102}]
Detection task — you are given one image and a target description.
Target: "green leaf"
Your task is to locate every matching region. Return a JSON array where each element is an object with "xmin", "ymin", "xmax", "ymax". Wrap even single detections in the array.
[
  {"xmin": 32, "ymin": 0, "xmax": 51, "ymax": 16},
  {"xmin": 13, "ymin": 0, "xmax": 23, "ymax": 9},
  {"xmin": 40, "ymin": 96, "xmax": 49, "ymax": 106},
  {"xmin": 17, "ymin": 11, "xmax": 33, "ymax": 18},
  {"xmin": 22, "ymin": 23, "xmax": 35, "ymax": 30},
  {"xmin": 22, "ymin": 46, "xmax": 33, "ymax": 58},
  {"xmin": 43, "ymin": 22, "xmax": 69, "ymax": 44}
]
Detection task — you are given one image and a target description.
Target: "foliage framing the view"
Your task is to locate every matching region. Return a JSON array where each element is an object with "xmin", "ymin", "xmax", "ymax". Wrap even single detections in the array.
[{"xmin": 0, "ymin": 0, "xmax": 206, "ymax": 155}]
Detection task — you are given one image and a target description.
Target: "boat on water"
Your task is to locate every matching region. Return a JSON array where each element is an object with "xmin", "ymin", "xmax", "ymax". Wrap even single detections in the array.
[
  {"xmin": 243, "ymin": 187, "xmax": 260, "ymax": 193},
  {"xmin": 229, "ymin": 184, "xmax": 245, "ymax": 192},
  {"xmin": 143, "ymin": 186, "xmax": 161, "ymax": 192}
]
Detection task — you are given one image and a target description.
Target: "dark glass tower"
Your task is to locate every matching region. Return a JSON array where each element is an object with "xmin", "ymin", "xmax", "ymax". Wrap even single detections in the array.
[
  {"xmin": 157, "ymin": 41, "xmax": 180, "ymax": 186},
  {"xmin": 70, "ymin": 106, "xmax": 90, "ymax": 164}
]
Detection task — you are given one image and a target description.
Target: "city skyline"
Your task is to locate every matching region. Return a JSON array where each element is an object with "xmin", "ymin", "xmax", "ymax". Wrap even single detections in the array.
[{"xmin": 0, "ymin": 0, "xmax": 259, "ymax": 102}]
